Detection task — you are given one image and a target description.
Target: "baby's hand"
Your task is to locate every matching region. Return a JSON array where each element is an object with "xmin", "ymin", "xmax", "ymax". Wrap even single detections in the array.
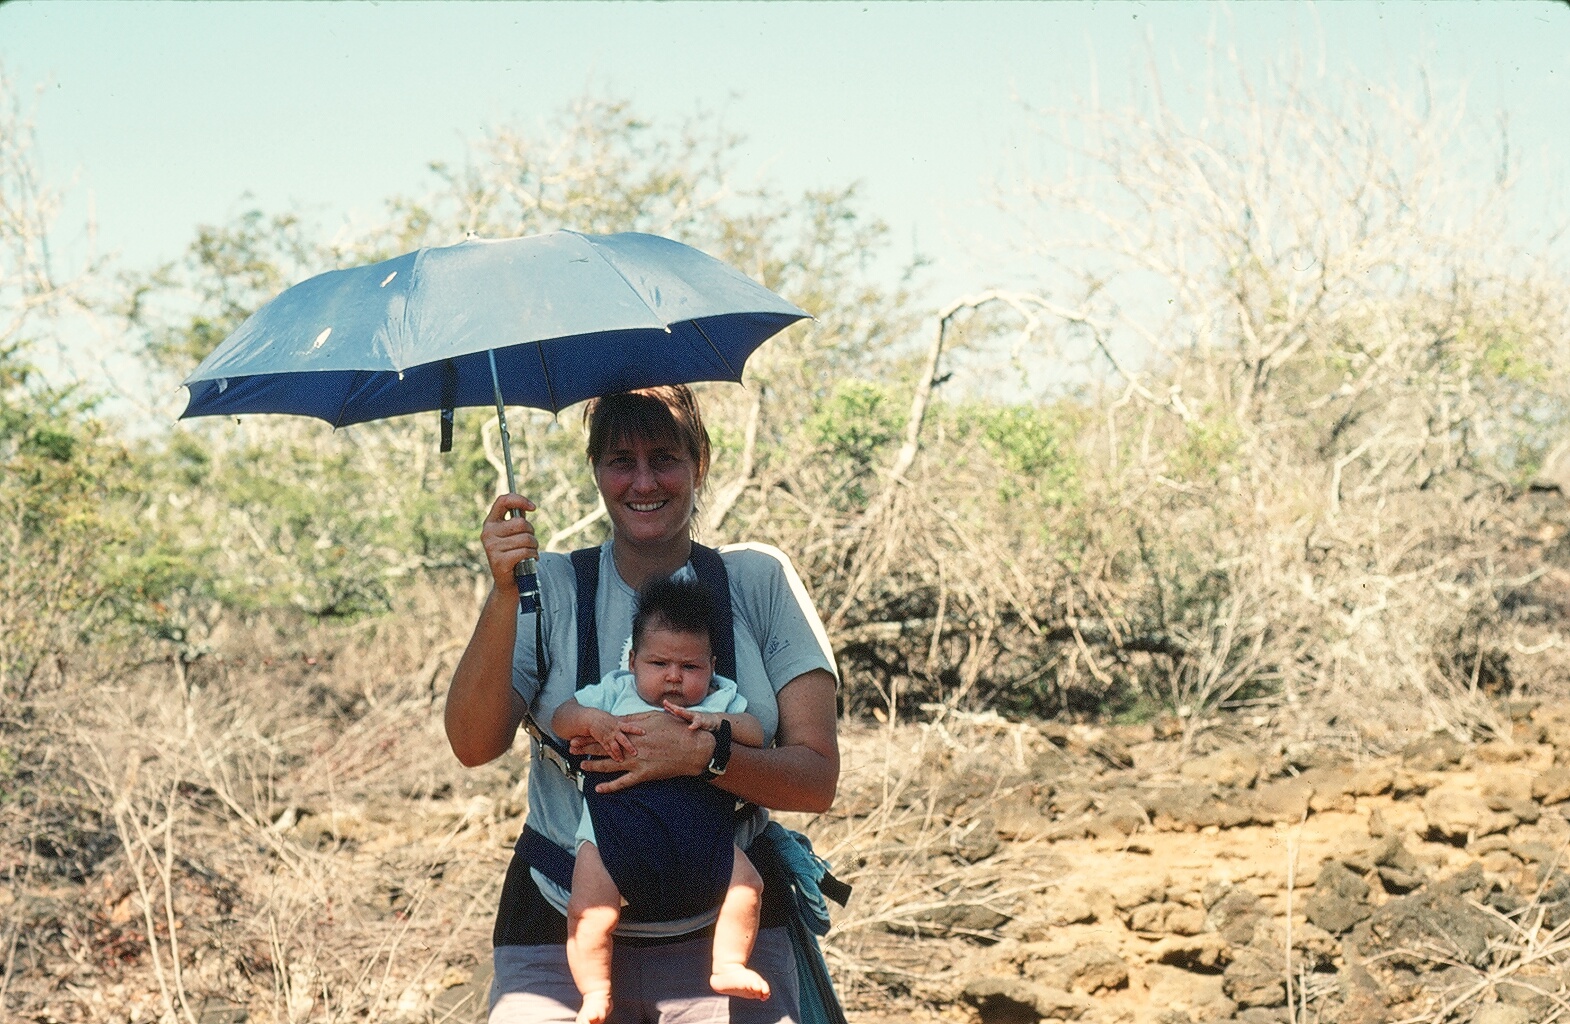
[{"xmin": 663, "ymin": 701, "xmax": 722, "ymax": 733}]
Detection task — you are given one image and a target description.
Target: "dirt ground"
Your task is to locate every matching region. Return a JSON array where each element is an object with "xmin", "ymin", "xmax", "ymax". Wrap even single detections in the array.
[{"xmin": 8, "ymin": 694, "xmax": 1570, "ymax": 1024}]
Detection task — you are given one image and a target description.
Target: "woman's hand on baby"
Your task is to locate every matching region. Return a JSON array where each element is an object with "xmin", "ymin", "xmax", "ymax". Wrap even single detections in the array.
[
  {"xmin": 663, "ymin": 702, "xmax": 722, "ymax": 732},
  {"xmin": 580, "ymin": 711, "xmax": 706, "ymax": 792},
  {"xmin": 568, "ymin": 720, "xmax": 645, "ymax": 759},
  {"xmin": 588, "ymin": 721, "xmax": 637, "ymax": 761}
]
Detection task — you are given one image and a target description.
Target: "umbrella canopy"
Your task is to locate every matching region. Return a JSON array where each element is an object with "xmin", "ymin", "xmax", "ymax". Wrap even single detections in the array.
[{"xmin": 180, "ymin": 229, "xmax": 809, "ymax": 425}]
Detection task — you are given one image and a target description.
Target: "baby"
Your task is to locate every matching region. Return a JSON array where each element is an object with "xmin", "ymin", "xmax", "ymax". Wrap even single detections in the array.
[{"xmin": 550, "ymin": 575, "xmax": 769, "ymax": 1024}]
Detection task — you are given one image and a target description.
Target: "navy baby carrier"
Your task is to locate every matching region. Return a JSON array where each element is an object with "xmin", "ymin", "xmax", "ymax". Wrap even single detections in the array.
[{"xmin": 512, "ymin": 544, "xmax": 851, "ymax": 1019}]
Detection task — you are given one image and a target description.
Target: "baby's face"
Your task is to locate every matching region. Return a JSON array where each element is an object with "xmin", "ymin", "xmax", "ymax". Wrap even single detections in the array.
[{"xmin": 629, "ymin": 626, "xmax": 715, "ymax": 709}]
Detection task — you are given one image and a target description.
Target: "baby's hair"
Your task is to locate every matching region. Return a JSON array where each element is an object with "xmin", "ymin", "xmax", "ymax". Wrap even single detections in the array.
[{"xmin": 631, "ymin": 575, "xmax": 715, "ymax": 654}]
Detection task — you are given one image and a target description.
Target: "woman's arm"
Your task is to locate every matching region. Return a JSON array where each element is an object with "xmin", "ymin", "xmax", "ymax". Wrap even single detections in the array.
[
  {"xmin": 580, "ymin": 669, "xmax": 839, "ymax": 812},
  {"xmin": 443, "ymin": 493, "xmax": 536, "ymax": 767}
]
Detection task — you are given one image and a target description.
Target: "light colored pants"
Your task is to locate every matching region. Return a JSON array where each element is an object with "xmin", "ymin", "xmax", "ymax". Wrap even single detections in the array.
[{"xmin": 490, "ymin": 927, "xmax": 799, "ymax": 1024}]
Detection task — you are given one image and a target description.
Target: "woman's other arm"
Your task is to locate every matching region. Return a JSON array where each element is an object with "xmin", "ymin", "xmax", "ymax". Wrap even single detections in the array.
[{"xmin": 444, "ymin": 493, "xmax": 536, "ymax": 767}]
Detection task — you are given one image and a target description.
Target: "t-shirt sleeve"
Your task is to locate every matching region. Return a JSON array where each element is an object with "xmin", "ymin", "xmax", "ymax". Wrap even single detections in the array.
[
  {"xmin": 727, "ymin": 543, "xmax": 838, "ymax": 694},
  {"xmin": 706, "ymin": 674, "xmax": 749, "ymax": 715},
  {"xmin": 574, "ymin": 677, "xmax": 614, "ymax": 713}
]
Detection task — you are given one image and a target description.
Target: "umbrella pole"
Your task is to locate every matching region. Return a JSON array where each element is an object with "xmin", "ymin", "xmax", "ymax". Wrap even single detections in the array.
[{"xmin": 488, "ymin": 350, "xmax": 540, "ymax": 614}]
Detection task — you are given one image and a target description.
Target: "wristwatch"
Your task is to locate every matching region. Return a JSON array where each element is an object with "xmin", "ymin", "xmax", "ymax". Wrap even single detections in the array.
[{"xmin": 700, "ymin": 719, "xmax": 732, "ymax": 781}]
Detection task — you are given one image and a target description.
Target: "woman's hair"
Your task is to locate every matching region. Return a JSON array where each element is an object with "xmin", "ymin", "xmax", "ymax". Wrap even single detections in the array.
[
  {"xmin": 583, "ymin": 386, "xmax": 711, "ymax": 484},
  {"xmin": 631, "ymin": 575, "xmax": 715, "ymax": 655}
]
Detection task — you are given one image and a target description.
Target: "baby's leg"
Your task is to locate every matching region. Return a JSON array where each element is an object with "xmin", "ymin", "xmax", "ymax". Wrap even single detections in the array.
[
  {"xmin": 566, "ymin": 843, "xmax": 622, "ymax": 1024},
  {"xmin": 710, "ymin": 845, "xmax": 770, "ymax": 1000}
]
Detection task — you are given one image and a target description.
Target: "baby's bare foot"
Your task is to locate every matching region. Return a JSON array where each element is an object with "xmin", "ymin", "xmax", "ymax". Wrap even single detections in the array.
[
  {"xmin": 711, "ymin": 964, "xmax": 771, "ymax": 1001},
  {"xmin": 577, "ymin": 989, "xmax": 612, "ymax": 1024}
]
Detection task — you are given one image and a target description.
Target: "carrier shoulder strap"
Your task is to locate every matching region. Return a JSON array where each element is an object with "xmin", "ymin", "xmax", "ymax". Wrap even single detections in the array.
[{"xmin": 571, "ymin": 547, "xmax": 602, "ymax": 689}]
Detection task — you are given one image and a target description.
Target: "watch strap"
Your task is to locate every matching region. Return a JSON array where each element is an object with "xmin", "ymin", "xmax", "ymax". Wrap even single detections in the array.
[{"xmin": 701, "ymin": 719, "xmax": 732, "ymax": 781}]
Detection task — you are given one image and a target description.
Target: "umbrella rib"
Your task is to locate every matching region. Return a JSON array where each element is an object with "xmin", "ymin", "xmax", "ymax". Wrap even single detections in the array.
[
  {"xmin": 690, "ymin": 319, "xmax": 740, "ymax": 381},
  {"xmin": 333, "ymin": 369, "xmax": 371, "ymax": 429},
  {"xmin": 536, "ymin": 342, "xmax": 560, "ymax": 413},
  {"xmin": 572, "ymin": 231, "xmax": 668, "ymax": 328}
]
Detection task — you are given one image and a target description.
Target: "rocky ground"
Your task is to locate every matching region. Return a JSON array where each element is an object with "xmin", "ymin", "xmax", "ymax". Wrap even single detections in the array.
[
  {"xmin": 822, "ymin": 704, "xmax": 1570, "ymax": 1024},
  {"xmin": 9, "ymin": 696, "xmax": 1570, "ymax": 1024}
]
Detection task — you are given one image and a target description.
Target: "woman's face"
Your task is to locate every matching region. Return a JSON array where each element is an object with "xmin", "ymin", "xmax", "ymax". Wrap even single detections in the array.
[{"xmin": 594, "ymin": 432, "xmax": 702, "ymax": 553}]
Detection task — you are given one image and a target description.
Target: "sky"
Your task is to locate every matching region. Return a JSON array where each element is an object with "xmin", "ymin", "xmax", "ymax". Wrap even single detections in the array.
[{"xmin": 0, "ymin": 0, "xmax": 1566, "ymax": 413}]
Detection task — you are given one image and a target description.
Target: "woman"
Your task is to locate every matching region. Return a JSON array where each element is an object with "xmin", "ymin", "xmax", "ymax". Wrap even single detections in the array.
[{"xmin": 445, "ymin": 385, "xmax": 839, "ymax": 1024}]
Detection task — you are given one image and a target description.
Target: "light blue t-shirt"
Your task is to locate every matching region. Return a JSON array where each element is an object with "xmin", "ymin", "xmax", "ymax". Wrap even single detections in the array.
[
  {"xmin": 512, "ymin": 541, "xmax": 837, "ymax": 937},
  {"xmin": 570, "ymin": 668, "xmax": 748, "ymax": 848}
]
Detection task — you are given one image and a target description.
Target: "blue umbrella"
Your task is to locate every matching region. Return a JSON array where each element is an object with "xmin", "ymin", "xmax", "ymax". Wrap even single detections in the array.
[{"xmin": 181, "ymin": 229, "xmax": 810, "ymax": 609}]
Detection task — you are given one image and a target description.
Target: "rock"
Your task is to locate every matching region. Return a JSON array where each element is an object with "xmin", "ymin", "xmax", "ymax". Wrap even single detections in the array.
[
  {"xmin": 1237, "ymin": 1010, "xmax": 1289, "ymax": 1024},
  {"xmin": 1479, "ymin": 849, "xmax": 1521, "ymax": 875},
  {"xmin": 1301, "ymin": 767, "xmax": 1357, "ymax": 813},
  {"xmin": 1391, "ymin": 768, "xmax": 1439, "ymax": 798},
  {"xmin": 1128, "ymin": 903, "xmax": 1169, "ymax": 932},
  {"xmin": 1166, "ymin": 905, "xmax": 1207, "ymax": 935},
  {"xmin": 1145, "ymin": 785, "xmax": 1253, "ymax": 831},
  {"xmin": 1145, "ymin": 966, "xmax": 1235, "ymax": 1021},
  {"xmin": 1403, "ymin": 732, "xmax": 1467, "ymax": 772},
  {"xmin": 1482, "ymin": 767, "xmax": 1535, "ymax": 805},
  {"xmin": 1249, "ymin": 779, "xmax": 1311, "ymax": 825},
  {"xmin": 1180, "ymin": 747, "xmax": 1261, "ymax": 788},
  {"xmin": 196, "ymin": 1001, "xmax": 248, "ymax": 1024},
  {"xmin": 1089, "ymin": 797, "xmax": 1148, "ymax": 838},
  {"xmin": 1511, "ymin": 840, "xmax": 1558, "ymax": 864},
  {"xmin": 1497, "ymin": 975, "xmax": 1557, "ymax": 1020},
  {"xmin": 1423, "ymin": 786, "xmax": 1513, "ymax": 842},
  {"xmin": 1087, "ymin": 733, "xmax": 1134, "ymax": 770},
  {"xmin": 1504, "ymin": 799, "xmax": 1540, "ymax": 824},
  {"xmin": 1360, "ymin": 866, "xmax": 1506, "ymax": 968},
  {"xmin": 1533, "ymin": 767, "xmax": 1570, "ymax": 804},
  {"xmin": 915, "ymin": 902, "xmax": 1010, "ymax": 933},
  {"xmin": 1376, "ymin": 866, "xmax": 1424, "ymax": 894},
  {"xmin": 1061, "ymin": 944, "xmax": 1127, "ymax": 993},
  {"xmin": 1305, "ymin": 861, "xmax": 1372, "ymax": 934},
  {"xmin": 1043, "ymin": 892, "xmax": 1097, "ymax": 927},
  {"xmin": 1475, "ymin": 743, "xmax": 1533, "ymax": 764},
  {"xmin": 1204, "ymin": 883, "xmax": 1266, "ymax": 944},
  {"xmin": 1334, "ymin": 988, "xmax": 1392, "ymax": 1024},
  {"xmin": 962, "ymin": 977, "xmax": 1090, "ymax": 1022},
  {"xmin": 1471, "ymin": 1006, "xmax": 1531, "ymax": 1024},
  {"xmin": 1348, "ymin": 764, "xmax": 1395, "ymax": 796},
  {"xmin": 1290, "ymin": 921, "xmax": 1340, "ymax": 971},
  {"xmin": 1223, "ymin": 946, "xmax": 1286, "ymax": 1008},
  {"xmin": 954, "ymin": 818, "xmax": 1002, "ymax": 862},
  {"xmin": 1111, "ymin": 877, "xmax": 1167, "ymax": 910},
  {"xmin": 1151, "ymin": 933, "xmax": 1231, "ymax": 972}
]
